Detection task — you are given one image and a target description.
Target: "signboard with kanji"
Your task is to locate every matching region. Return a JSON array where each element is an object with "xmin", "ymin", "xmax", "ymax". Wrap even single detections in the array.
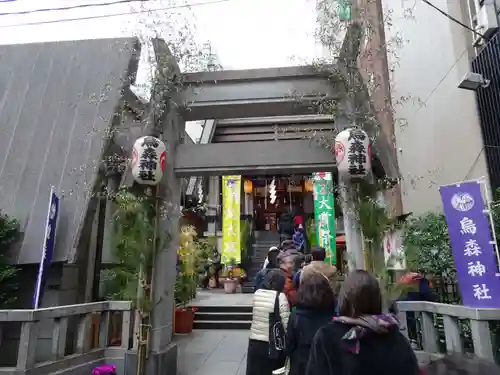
[{"xmin": 313, "ymin": 172, "xmax": 336, "ymax": 265}]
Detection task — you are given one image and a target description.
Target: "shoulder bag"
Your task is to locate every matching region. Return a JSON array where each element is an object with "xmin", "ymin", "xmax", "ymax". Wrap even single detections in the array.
[{"xmin": 268, "ymin": 291, "xmax": 287, "ymax": 361}]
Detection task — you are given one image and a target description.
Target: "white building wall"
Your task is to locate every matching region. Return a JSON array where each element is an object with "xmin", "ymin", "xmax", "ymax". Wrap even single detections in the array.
[{"xmin": 383, "ymin": 0, "xmax": 489, "ymax": 214}]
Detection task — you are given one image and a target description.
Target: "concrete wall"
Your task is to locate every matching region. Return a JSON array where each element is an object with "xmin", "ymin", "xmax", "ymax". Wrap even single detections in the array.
[{"xmin": 383, "ymin": 0, "xmax": 489, "ymax": 214}]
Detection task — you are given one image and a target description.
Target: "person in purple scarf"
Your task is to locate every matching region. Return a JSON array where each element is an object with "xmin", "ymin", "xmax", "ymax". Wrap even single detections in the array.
[{"xmin": 306, "ymin": 270, "xmax": 419, "ymax": 375}]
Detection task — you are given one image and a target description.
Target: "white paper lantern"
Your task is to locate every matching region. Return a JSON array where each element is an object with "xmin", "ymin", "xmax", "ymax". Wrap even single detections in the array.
[
  {"xmin": 334, "ymin": 128, "xmax": 371, "ymax": 179},
  {"xmin": 131, "ymin": 136, "xmax": 166, "ymax": 186}
]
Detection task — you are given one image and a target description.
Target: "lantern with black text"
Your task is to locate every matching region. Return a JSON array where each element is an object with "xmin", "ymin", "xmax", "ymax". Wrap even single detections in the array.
[
  {"xmin": 131, "ymin": 136, "xmax": 166, "ymax": 185},
  {"xmin": 334, "ymin": 128, "xmax": 371, "ymax": 179}
]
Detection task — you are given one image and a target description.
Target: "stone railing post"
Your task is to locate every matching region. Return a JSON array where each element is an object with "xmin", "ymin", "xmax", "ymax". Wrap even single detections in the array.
[
  {"xmin": 76, "ymin": 313, "xmax": 93, "ymax": 354},
  {"xmin": 17, "ymin": 321, "xmax": 39, "ymax": 370},
  {"xmin": 420, "ymin": 311, "xmax": 438, "ymax": 353},
  {"xmin": 470, "ymin": 319, "xmax": 494, "ymax": 361},
  {"xmin": 99, "ymin": 311, "xmax": 111, "ymax": 348},
  {"xmin": 51, "ymin": 317, "xmax": 69, "ymax": 360},
  {"xmin": 121, "ymin": 310, "xmax": 131, "ymax": 349},
  {"xmin": 442, "ymin": 315, "xmax": 463, "ymax": 353},
  {"xmin": 396, "ymin": 311, "xmax": 408, "ymax": 340}
]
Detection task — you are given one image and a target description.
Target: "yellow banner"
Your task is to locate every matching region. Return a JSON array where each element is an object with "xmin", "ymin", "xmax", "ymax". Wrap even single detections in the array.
[{"xmin": 222, "ymin": 176, "xmax": 241, "ymax": 264}]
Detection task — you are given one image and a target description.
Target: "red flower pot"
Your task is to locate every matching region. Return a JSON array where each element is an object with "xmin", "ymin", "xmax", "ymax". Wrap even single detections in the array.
[{"xmin": 174, "ymin": 308, "xmax": 195, "ymax": 334}]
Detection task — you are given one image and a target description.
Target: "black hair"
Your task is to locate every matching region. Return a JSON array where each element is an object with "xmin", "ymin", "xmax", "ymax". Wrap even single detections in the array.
[
  {"xmin": 267, "ymin": 249, "xmax": 280, "ymax": 268},
  {"xmin": 293, "ymin": 253, "xmax": 305, "ymax": 272},
  {"xmin": 426, "ymin": 353, "xmax": 500, "ymax": 375},
  {"xmin": 304, "ymin": 254, "xmax": 313, "ymax": 265},
  {"xmin": 310, "ymin": 246, "xmax": 326, "ymax": 261},
  {"xmin": 338, "ymin": 270, "xmax": 382, "ymax": 317},
  {"xmin": 261, "ymin": 269, "xmax": 286, "ymax": 292},
  {"xmin": 296, "ymin": 272, "xmax": 335, "ymax": 311},
  {"xmin": 281, "ymin": 240, "xmax": 295, "ymax": 250}
]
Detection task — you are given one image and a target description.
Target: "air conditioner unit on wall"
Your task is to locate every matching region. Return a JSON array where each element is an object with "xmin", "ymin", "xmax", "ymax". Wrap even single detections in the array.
[{"xmin": 477, "ymin": 3, "xmax": 499, "ymax": 38}]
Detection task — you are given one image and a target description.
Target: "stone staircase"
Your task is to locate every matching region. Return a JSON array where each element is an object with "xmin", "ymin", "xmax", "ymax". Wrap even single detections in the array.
[
  {"xmin": 193, "ymin": 305, "xmax": 252, "ymax": 330},
  {"xmin": 242, "ymin": 231, "xmax": 281, "ymax": 293}
]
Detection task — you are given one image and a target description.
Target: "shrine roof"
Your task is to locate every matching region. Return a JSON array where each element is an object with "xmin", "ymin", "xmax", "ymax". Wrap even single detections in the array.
[{"xmin": 0, "ymin": 37, "xmax": 139, "ymax": 264}]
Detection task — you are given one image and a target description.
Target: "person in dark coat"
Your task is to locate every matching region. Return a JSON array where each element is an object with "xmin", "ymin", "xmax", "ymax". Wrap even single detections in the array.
[
  {"xmin": 278, "ymin": 212, "xmax": 294, "ymax": 241},
  {"xmin": 285, "ymin": 273, "xmax": 336, "ymax": 375},
  {"xmin": 398, "ymin": 270, "xmax": 438, "ymax": 342},
  {"xmin": 254, "ymin": 247, "xmax": 280, "ymax": 291},
  {"xmin": 292, "ymin": 254, "xmax": 311, "ymax": 289},
  {"xmin": 211, "ymin": 248, "xmax": 222, "ymax": 288},
  {"xmin": 306, "ymin": 270, "xmax": 419, "ymax": 375}
]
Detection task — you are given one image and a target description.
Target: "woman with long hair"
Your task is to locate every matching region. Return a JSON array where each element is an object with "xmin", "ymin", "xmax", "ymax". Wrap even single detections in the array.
[
  {"xmin": 306, "ymin": 270, "xmax": 419, "ymax": 375},
  {"xmin": 246, "ymin": 269, "xmax": 290, "ymax": 375},
  {"xmin": 285, "ymin": 273, "xmax": 336, "ymax": 375}
]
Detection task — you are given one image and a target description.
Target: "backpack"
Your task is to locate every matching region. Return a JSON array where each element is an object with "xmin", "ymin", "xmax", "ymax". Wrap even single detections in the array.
[{"xmin": 292, "ymin": 230, "xmax": 305, "ymax": 251}]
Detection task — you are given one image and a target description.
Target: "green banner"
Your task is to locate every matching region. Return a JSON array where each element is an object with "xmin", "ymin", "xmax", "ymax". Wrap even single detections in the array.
[{"xmin": 313, "ymin": 172, "xmax": 336, "ymax": 265}]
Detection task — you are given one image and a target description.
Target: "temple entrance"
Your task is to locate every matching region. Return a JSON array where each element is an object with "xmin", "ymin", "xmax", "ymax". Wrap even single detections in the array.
[{"xmin": 245, "ymin": 175, "xmax": 313, "ymax": 232}]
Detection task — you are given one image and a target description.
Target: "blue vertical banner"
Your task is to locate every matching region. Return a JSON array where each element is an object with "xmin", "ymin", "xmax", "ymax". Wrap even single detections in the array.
[
  {"xmin": 33, "ymin": 187, "xmax": 59, "ymax": 309},
  {"xmin": 439, "ymin": 180, "xmax": 500, "ymax": 308}
]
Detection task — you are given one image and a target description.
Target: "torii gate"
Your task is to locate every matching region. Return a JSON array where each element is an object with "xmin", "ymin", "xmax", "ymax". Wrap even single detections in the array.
[{"xmin": 129, "ymin": 30, "xmax": 399, "ymax": 374}]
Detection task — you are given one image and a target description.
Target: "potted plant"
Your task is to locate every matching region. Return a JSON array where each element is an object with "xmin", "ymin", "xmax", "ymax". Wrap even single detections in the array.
[
  {"xmin": 174, "ymin": 226, "xmax": 200, "ymax": 334},
  {"xmin": 239, "ymin": 270, "xmax": 247, "ymax": 285},
  {"xmin": 223, "ymin": 258, "xmax": 239, "ymax": 294}
]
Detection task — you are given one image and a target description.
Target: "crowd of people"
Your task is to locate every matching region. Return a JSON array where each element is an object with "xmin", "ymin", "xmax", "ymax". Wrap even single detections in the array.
[{"xmin": 245, "ymin": 241, "xmax": 500, "ymax": 375}]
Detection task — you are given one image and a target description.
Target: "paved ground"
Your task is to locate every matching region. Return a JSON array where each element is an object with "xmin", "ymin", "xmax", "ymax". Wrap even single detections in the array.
[
  {"xmin": 191, "ymin": 289, "xmax": 253, "ymax": 306},
  {"xmin": 175, "ymin": 330, "xmax": 248, "ymax": 375}
]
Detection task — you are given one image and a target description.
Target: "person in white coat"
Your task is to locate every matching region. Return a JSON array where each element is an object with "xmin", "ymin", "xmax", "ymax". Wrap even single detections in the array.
[{"xmin": 246, "ymin": 269, "xmax": 290, "ymax": 375}]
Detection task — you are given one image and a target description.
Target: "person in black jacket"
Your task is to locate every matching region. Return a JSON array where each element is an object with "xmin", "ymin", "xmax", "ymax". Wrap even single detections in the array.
[
  {"xmin": 285, "ymin": 272, "xmax": 336, "ymax": 375},
  {"xmin": 306, "ymin": 270, "xmax": 419, "ymax": 375},
  {"xmin": 254, "ymin": 247, "xmax": 280, "ymax": 291},
  {"xmin": 278, "ymin": 212, "xmax": 294, "ymax": 241}
]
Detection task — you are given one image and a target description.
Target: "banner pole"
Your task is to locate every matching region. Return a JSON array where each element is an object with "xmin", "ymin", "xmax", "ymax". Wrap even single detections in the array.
[
  {"xmin": 479, "ymin": 179, "xmax": 500, "ymax": 274},
  {"xmin": 442, "ymin": 176, "xmax": 487, "ymax": 188}
]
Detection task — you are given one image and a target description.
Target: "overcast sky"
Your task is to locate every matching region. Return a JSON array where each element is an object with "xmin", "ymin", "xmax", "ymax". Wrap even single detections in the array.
[
  {"xmin": 0, "ymin": 0, "xmax": 320, "ymax": 68},
  {"xmin": 0, "ymin": 0, "xmax": 322, "ymax": 140}
]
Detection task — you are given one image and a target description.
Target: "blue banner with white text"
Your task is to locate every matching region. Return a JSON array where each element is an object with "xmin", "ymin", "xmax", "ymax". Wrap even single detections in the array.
[{"xmin": 33, "ymin": 187, "xmax": 59, "ymax": 309}]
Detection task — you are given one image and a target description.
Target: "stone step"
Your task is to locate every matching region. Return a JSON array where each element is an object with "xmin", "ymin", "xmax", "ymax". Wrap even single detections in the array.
[
  {"xmin": 253, "ymin": 243, "xmax": 279, "ymax": 249},
  {"xmin": 196, "ymin": 305, "xmax": 252, "ymax": 313},
  {"xmin": 247, "ymin": 265, "xmax": 263, "ymax": 275},
  {"xmin": 193, "ymin": 305, "xmax": 252, "ymax": 330},
  {"xmin": 193, "ymin": 320, "xmax": 251, "ymax": 330},
  {"xmin": 242, "ymin": 285, "xmax": 254, "ymax": 294},
  {"xmin": 195, "ymin": 312, "xmax": 252, "ymax": 321}
]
